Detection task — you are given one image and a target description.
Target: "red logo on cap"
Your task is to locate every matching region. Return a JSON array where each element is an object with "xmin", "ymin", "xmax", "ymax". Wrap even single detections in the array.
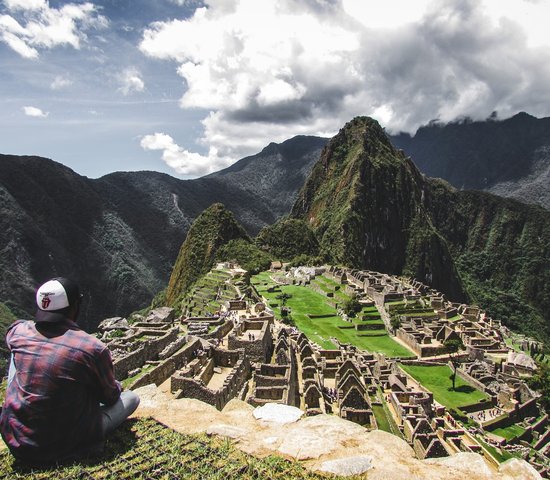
[{"xmin": 41, "ymin": 296, "xmax": 51, "ymax": 309}]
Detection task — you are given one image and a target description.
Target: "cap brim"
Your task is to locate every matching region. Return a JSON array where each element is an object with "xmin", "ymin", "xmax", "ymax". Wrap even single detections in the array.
[{"xmin": 35, "ymin": 309, "xmax": 67, "ymax": 323}]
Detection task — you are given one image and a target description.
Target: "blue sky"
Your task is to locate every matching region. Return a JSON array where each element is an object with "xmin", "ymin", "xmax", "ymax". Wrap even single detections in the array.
[{"xmin": 2, "ymin": 0, "xmax": 550, "ymax": 179}]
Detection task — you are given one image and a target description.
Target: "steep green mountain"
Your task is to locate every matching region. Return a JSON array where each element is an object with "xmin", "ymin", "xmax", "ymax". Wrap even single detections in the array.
[
  {"xmin": 430, "ymin": 185, "xmax": 550, "ymax": 337},
  {"xmin": 165, "ymin": 203, "xmax": 249, "ymax": 306},
  {"xmin": 390, "ymin": 112, "xmax": 550, "ymax": 209},
  {"xmin": 292, "ymin": 117, "xmax": 550, "ymax": 340},
  {"xmin": 0, "ymin": 139, "xmax": 323, "ymax": 330}
]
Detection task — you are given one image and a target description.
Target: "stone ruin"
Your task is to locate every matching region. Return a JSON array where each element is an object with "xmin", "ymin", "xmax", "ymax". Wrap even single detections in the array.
[
  {"xmin": 247, "ymin": 329, "xmax": 299, "ymax": 407},
  {"xmin": 97, "ymin": 266, "xmax": 549, "ymax": 475},
  {"xmin": 171, "ymin": 346, "xmax": 251, "ymax": 410}
]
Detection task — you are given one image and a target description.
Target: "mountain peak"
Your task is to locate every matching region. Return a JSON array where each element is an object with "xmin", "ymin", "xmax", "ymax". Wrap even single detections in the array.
[
  {"xmin": 291, "ymin": 115, "xmax": 466, "ymax": 300},
  {"xmin": 165, "ymin": 203, "xmax": 249, "ymax": 306}
]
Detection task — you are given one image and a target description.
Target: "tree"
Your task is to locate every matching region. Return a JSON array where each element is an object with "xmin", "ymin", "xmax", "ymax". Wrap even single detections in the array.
[
  {"xmin": 527, "ymin": 362, "xmax": 550, "ymax": 412},
  {"xmin": 444, "ymin": 338, "xmax": 464, "ymax": 390},
  {"xmin": 390, "ymin": 316, "xmax": 402, "ymax": 331},
  {"xmin": 276, "ymin": 293, "xmax": 292, "ymax": 307},
  {"xmin": 343, "ymin": 295, "xmax": 361, "ymax": 318}
]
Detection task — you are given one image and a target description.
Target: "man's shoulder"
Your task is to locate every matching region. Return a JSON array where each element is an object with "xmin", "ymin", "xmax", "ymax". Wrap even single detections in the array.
[{"xmin": 6, "ymin": 319, "xmax": 34, "ymax": 336}]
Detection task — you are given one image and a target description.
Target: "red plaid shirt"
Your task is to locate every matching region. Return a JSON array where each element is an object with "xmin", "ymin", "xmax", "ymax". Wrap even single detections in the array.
[{"xmin": 0, "ymin": 319, "xmax": 121, "ymax": 463}]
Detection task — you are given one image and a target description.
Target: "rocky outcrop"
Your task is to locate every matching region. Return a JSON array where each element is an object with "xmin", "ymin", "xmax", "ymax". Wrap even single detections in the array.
[{"xmin": 133, "ymin": 384, "xmax": 541, "ymax": 479}]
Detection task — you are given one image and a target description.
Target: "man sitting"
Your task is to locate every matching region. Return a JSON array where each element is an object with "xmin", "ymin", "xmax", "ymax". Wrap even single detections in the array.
[{"xmin": 0, "ymin": 277, "xmax": 140, "ymax": 464}]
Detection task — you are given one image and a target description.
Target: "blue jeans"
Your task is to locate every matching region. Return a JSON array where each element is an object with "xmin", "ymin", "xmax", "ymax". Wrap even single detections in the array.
[{"xmin": 101, "ymin": 390, "xmax": 140, "ymax": 435}]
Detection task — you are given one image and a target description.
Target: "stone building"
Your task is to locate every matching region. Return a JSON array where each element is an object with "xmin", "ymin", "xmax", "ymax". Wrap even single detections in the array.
[{"xmin": 171, "ymin": 346, "xmax": 251, "ymax": 410}]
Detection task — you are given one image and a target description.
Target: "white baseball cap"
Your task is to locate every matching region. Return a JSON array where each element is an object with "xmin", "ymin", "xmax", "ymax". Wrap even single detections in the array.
[{"xmin": 35, "ymin": 277, "xmax": 81, "ymax": 323}]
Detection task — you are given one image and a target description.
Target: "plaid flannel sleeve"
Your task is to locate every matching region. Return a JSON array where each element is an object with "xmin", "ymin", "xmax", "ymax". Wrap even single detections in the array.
[{"xmin": 94, "ymin": 346, "xmax": 122, "ymax": 406}]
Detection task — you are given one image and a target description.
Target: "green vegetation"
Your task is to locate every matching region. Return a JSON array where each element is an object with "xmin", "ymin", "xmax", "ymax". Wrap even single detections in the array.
[
  {"xmin": 443, "ymin": 195, "xmax": 550, "ymax": 344},
  {"xmin": 166, "ymin": 203, "xmax": 249, "ymax": 306},
  {"xmin": 180, "ymin": 269, "xmax": 236, "ymax": 317},
  {"xmin": 443, "ymin": 338, "xmax": 465, "ymax": 390},
  {"xmin": 342, "ymin": 295, "xmax": 361, "ymax": 317},
  {"xmin": 475, "ymin": 435, "xmax": 516, "ymax": 463},
  {"xmin": 285, "ymin": 115, "xmax": 550, "ymax": 344},
  {"xmin": 0, "ymin": 302, "xmax": 16, "ymax": 373},
  {"xmin": 372, "ymin": 404, "xmax": 391, "ymax": 433},
  {"xmin": 400, "ymin": 364, "xmax": 489, "ymax": 410},
  {"xmin": 255, "ymin": 218, "xmax": 320, "ymax": 261},
  {"xmin": 489, "ymin": 424, "xmax": 526, "ymax": 441},
  {"xmin": 216, "ymin": 238, "xmax": 272, "ymax": 274},
  {"xmin": 0, "ymin": 418, "xmax": 333, "ymax": 480},
  {"xmin": 121, "ymin": 363, "xmax": 155, "ymax": 389},
  {"xmin": 252, "ymin": 273, "xmax": 414, "ymax": 357},
  {"xmin": 0, "ymin": 378, "xmax": 7, "ymax": 405},
  {"xmin": 526, "ymin": 362, "xmax": 550, "ymax": 411}
]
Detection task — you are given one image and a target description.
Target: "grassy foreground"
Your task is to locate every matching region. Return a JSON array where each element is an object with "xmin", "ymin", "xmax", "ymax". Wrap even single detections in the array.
[{"xmin": 0, "ymin": 418, "xmax": 338, "ymax": 480}]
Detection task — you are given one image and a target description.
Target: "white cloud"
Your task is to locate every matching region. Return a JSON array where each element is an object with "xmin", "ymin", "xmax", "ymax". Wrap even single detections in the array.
[
  {"xmin": 168, "ymin": 0, "xmax": 203, "ymax": 5},
  {"xmin": 0, "ymin": 1, "xmax": 107, "ymax": 58},
  {"xmin": 50, "ymin": 75, "xmax": 72, "ymax": 90},
  {"xmin": 139, "ymin": 0, "xmax": 550, "ymax": 176},
  {"xmin": 23, "ymin": 105, "xmax": 48, "ymax": 117},
  {"xmin": 140, "ymin": 132, "xmax": 231, "ymax": 176},
  {"xmin": 118, "ymin": 68, "xmax": 145, "ymax": 95},
  {"xmin": 4, "ymin": 0, "xmax": 46, "ymax": 11}
]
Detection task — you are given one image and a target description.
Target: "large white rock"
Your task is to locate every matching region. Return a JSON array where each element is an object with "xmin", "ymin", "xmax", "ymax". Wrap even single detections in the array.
[
  {"xmin": 206, "ymin": 424, "xmax": 249, "ymax": 439},
  {"xmin": 318, "ymin": 456, "xmax": 373, "ymax": 476},
  {"xmin": 507, "ymin": 351, "xmax": 537, "ymax": 371},
  {"xmin": 253, "ymin": 403, "xmax": 303, "ymax": 424},
  {"xmin": 98, "ymin": 316, "xmax": 129, "ymax": 331},
  {"xmin": 426, "ymin": 452, "xmax": 495, "ymax": 478},
  {"xmin": 133, "ymin": 384, "xmax": 542, "ymax": 480},
  {"xmin": 499, "ymin": 457, "xmax": 542, "ymax": 479}
]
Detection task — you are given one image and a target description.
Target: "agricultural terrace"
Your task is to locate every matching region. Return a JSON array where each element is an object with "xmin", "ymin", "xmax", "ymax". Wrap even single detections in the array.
[
  {"xmin": 251, "ymin": 272, "xmax": 415, "ymax": 357},
  {"xmin": 400, "ymin": 364, "xmax": 489, "ymax": 410}
]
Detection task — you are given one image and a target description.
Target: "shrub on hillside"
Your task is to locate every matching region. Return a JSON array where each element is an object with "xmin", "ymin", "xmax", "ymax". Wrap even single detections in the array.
[
  {"xmin": 216, "ymin": 239, "xmax": 272, "ymax": 274},
  {"xmin": 255, "ymin": 218, "xmax": 320, "ymax": 260}
]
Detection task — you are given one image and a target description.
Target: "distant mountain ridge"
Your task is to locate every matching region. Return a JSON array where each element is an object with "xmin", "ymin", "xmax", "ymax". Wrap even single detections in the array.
[
  {"xmin": 390, "ymin": 112, "xmax": 550, "ymax": 209},
  {"xmin": 0, "ymin": 137, "xmax": 324, "ymax": 330},
  {"xmin": 205, "ymin": 135, "xmax": 328, "ymax": 219}
]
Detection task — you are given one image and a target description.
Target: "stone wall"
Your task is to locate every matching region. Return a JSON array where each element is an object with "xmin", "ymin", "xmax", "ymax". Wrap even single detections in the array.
[
  {"xmin": 228, "ymin": 320, "xmax": 273, "ymax": 362},
  {"xmin": 159, "ymin": 336, "xmax": 187, "ymax": 360},
  {"xmin": 128, "ymin": 337, "xmax": 201, "ymax": 389},
  {"xmin": 203, "ymin": 319, "xmax": 234, "ymax": 340},
  {"xmin": 212, "ymin": 347, "xmax": 242, "ymax": 367},
  {"xmin": 254, "ymin": 374, "xmax": 288, "ymax": 387},
  {"xmin": 172, "ymin": 354, "xmax": 251, "ymax": 410},
  {"xmin": 183, "ymin": 316, "xmax": 224, "ymax": 326},
  {"xmin": 455, "ymin": 366, "xmax": 492, "ymax": 394},
  {"xmin": 483, "ymin": 398, "xmax": 540, "ymax": 430},
  {"xmin": 113, "ymin": 328, "xmax": 179, "ymax": 380}
]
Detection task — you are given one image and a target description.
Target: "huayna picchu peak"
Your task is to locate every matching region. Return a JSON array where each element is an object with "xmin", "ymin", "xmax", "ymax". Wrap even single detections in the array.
[{"xmin": 291, "ymin": 117, "xmax": 466, "ymax": 301}]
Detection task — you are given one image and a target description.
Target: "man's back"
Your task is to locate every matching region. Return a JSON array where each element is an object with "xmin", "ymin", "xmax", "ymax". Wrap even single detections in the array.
[{"xmin": 0, "ymin": 318, "xmax": 120, "ymax": 463}]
